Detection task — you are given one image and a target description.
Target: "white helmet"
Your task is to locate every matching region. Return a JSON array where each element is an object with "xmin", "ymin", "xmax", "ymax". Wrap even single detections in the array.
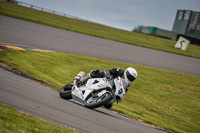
[{"xmin": 124, "ymin": 67, "xmax": 138, "ymax": 84}]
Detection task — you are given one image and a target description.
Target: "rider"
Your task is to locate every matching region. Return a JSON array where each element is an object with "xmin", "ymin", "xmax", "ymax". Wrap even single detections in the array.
[{"xmin": 74, "ymin": 67, "xmax": 138, "ymax": 92}]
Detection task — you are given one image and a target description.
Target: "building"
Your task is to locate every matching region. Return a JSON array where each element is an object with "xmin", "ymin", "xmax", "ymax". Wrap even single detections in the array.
[
  {"xmin": 136, "ymin": 26, "xmax": 177, "ymax": 40},
  {"xmin": 172, "ymin": 10, "xmax": 200, "ymax": 45},
  {"xmin": 135, "ymin": 10, "xmax": 200, "ymax": 45}
]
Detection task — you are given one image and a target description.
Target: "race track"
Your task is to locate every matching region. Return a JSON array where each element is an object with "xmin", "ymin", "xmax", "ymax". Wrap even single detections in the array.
[
  {"xmin": 0, "ymin": 15, "xmax": 200, "ymax": 76},
  {"xmin": 0, "ymin": 68, "xmax": 166, "ymax": 133}
]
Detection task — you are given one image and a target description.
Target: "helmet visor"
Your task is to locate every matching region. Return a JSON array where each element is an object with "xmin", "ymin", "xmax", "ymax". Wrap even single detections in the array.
[{"xmin": 126, "ymin": 70, "xmax": 136, "ymax": 82}]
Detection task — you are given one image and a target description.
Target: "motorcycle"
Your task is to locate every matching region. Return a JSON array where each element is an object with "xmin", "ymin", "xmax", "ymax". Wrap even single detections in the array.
[{"xmin": 59, "ymin": 71, "xmax": 127, "ymax": 109}]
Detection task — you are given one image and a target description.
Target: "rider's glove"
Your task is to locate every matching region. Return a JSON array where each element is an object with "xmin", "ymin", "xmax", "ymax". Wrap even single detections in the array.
[{"xmin": 125, "ymin": 84, "xmax": 130, "ymax": 92}]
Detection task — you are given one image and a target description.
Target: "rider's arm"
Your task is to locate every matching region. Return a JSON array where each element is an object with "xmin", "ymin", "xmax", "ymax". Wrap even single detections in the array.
[
  {"xmin": 109, "ymin": 67, "xmax": 124, "ymax": 78},
  {"xmin": 125, "ymin": 84, "xmax": 130, "ymax": 92}
]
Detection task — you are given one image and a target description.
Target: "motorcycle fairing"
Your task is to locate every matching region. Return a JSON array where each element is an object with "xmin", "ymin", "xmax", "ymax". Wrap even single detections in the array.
[
  {"xmin": 71, "ymin": 77, "xmax": 112, "ymax": 104},
  {"xmin": 114, "ymin": 77, "xmax": 126, "ymax": 100}
]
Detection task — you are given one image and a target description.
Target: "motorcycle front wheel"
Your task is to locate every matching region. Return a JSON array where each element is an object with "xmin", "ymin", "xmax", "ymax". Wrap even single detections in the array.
[
  {"xmin": 85, "ymin": 92, "xmax": 113, "ymax": 109},
  {"xmin": 59, "ymin": 82, "xmax": 73, "ymax": 99}
]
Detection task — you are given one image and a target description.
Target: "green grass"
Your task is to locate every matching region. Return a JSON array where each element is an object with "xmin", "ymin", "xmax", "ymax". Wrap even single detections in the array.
[
  {"xmin": 0, "ymin": 1, "xmax": 200, "ymax": 58},
  {"xmin": 0, "ymin": 50, "xmax": 200, "ymax": 133},
  {"xmin": 0, "ymin": 103, "xmax": 76, "ymax": 133}
]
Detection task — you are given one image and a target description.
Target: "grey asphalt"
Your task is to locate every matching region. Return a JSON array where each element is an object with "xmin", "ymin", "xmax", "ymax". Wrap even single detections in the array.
[
  {"xmin": 0, "ymin": 15, "xmax": 200, "ymax": 76},
  {"xmin": 0, "ymin": 68, "xmax": 166, "ymax": 133}
]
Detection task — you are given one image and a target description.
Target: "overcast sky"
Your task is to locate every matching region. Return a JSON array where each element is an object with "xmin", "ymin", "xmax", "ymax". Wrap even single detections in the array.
[{"xmin": 19, "ymin": 0, "xmax": 200, "ymax": 31}]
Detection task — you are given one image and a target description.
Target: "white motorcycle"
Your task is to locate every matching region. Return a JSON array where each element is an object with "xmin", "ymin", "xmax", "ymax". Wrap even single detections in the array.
[{"xmin": 59, "ymin": 71, "xmax": 128, "ymax": 109}]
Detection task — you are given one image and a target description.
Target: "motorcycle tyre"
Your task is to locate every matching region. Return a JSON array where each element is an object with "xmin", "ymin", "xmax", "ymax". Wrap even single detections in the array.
[
  {"xmin": 59, "ymin": 82, "xmax": 73, "ymax": 99},
  {"xmin": 85, "ymin": 92, "xmax": 113, "ymax": 109}
]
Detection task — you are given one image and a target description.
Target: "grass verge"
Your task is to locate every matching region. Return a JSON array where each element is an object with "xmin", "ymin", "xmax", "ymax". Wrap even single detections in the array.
[
  {"xmin": 0, "ymin": 1, "xmax": 200, "ymax": 59},
  {"xmin": 0, "ymin": 50, "xmax": 200, "ymax": 133},
  {"xmin": 0, "ymin": 103, "xmax": 76, "ymax": 133}
]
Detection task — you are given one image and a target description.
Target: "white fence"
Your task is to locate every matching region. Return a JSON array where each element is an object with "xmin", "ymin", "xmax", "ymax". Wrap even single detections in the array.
[{"xmin": 4, "ymin": 0, "xmax": 87, "ymax": 21}]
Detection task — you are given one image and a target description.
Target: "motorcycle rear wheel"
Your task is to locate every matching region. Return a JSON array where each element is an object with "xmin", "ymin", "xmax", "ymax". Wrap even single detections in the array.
[
  {"xmin": 85, "ymin": 92, "xmax": 113, "ymax": 109},
  {"xmin": 59, "ymin": 82, "xmax": 73, "ymax": 99}
]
